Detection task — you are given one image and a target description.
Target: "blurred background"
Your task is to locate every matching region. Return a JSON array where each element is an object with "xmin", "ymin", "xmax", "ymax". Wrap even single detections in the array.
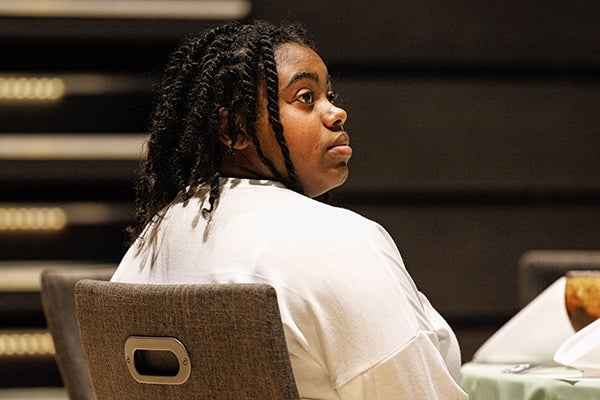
[{"xmin": 1, "ymin": 0, "xmax": 599, "ymax": 390}]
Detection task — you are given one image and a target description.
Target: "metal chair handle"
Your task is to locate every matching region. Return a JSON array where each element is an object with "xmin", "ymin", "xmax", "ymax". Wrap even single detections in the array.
[{"xmin": 124, "ymin": 336, "xmax": 191, "ymax": 385}]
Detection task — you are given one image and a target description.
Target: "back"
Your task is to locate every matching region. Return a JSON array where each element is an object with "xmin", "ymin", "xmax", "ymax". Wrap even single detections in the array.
[
  {"xmin": 112, "ymin": 178, "xmax": 465, "ymax": 398},
  {"xmin": 74, "ymin": 280, "xmax": 300, "ymax": 400}
]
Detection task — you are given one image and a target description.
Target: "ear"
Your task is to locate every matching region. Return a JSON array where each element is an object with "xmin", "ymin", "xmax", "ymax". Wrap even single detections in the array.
[{"xmin": 218, "ymin": 107, "xmax": 252, "ymax": 150}]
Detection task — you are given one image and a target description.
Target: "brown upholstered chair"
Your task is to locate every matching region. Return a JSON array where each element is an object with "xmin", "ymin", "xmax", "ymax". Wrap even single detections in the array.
[
  {"xmin": 40, "ymin": 267, "xmax": 116, "ymax": 400},
  {"xmin": 518, "ymin": 250, "xmax": 600, "ymax": 307},
  {"xmin": 74, "ymin": 280, "xmax": 300, "ymax": 400}
]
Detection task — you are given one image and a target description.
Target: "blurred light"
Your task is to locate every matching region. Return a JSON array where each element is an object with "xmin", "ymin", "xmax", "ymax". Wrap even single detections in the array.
[
  {"xmin": 0, "ymin": 134, "xmax": 148, "ymax": 160},
  {"xmin": 0, "ymin": 261, "xmax": 118, "ymax": 292},
  {"xmin": 0, "ymin": 73, "xmax": 154, "ymax": 101},
  {"xmin": 0, "ymin": 207, "xmax": 67, "ymax": 231},
  {"xmin": 0, "ymin": 332, "xmax": 54, "ymax": 356},
  {"xmin": 62, "ymin": 202, "xmax": 133, "ymax": 225},
  {"xmin": 0, "ymin": 202, "xmax": 133, "ymax": 233},
  {"xmin": 0, "ymin": 77, "xmax": 64, "ymax": 100},
  {"xmin": 0, "ymin": 0, "xmax": 251, "ymax": 20}
]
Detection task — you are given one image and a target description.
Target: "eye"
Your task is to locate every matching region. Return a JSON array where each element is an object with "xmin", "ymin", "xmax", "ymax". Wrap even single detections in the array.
[
  {"xmin": 297, "ymin": 90, "xmax": 314, "ymax": 104},
  {"xmin": 327, "ymin": 90, "xmax": 339, "ymax": 104}
]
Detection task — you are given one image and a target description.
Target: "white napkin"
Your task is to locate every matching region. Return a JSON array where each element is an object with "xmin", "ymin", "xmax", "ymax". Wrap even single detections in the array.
[
  {"xmin": 554, "ymin": 316, "xmax": 600, "ymax": 376},
  {"xmin": 472, "ymin": 277, "xmax": 574, "ymax": 363}
]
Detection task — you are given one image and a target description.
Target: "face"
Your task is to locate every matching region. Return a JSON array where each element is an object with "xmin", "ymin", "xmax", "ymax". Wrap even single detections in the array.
[{"xmin": 256, "ymin": 43, "xmax": 351, "ymax": 197}]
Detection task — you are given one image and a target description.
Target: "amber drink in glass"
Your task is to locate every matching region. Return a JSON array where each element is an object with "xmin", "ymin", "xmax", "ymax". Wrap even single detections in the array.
[{"xmin": 565, "ymin": 270, "xmax": 600, "ymax": 332}]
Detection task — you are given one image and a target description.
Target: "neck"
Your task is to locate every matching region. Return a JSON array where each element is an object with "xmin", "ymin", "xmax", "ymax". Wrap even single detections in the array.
[{"xmin": 220, "ymin": 157, "xmax": 277, "ymax": 182}]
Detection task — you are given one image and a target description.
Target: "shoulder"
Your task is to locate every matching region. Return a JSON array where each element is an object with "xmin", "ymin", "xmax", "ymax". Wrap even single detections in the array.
[
  {"xmin": 261, "ymin": 190, "xmax": 405, "ymax": 279},
  {"xmin": 213, "ymin": 179, "xmax": 403, "ymax": 264},
  {"xmin": 261, "ymin": 185, "xmax": 378, "ymax": 229},
  {"xmin": 287, "ymin": 194, "xmax": 396, "ymax": 250},
  {"xmin": 222, "ymin": 178, "xmax": 386, "ymax": 235}
]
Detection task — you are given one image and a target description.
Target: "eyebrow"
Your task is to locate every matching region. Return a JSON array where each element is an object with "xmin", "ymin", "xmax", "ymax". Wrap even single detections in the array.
[{"xmin": 283, "ymin": 72, "xmax": 331, "ymax": 90}]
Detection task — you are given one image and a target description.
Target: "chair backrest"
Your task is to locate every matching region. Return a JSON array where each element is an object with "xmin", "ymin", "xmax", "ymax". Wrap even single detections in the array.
[
  {"xmin": 518, "ymin": 250, "xmax": 600, "ymax": 307},
  {"xmin": 74, "ymin": 280, "xmax": 300, "ymax": 400},
  {"xmin": 40, "ymin": 266, "xmax": 116, "ymax": 400}
]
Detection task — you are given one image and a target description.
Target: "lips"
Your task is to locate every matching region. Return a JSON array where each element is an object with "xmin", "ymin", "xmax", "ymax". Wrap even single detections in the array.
[{"xmin": 327, "ymin": 132, "xmax": 352, "ymax": 158}]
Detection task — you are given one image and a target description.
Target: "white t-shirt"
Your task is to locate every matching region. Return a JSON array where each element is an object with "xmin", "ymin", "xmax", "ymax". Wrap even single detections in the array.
[{"xmin": 112, "ymin": 178, "xmax": 467, "ymax": 399}]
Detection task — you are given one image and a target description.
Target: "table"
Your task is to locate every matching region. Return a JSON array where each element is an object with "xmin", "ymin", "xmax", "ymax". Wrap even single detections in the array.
[{"xmin": 460, "ymin": 362, "xmax": 600, "ymax": 400}]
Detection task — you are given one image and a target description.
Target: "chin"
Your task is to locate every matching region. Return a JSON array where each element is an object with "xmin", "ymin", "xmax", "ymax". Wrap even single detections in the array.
[{"xmin": 307, "ymin": 176, "xmax": 349, "ymax": 199}]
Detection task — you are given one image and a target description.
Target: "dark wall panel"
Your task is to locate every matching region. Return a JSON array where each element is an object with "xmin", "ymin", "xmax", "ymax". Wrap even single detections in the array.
[
  {"xmin": 1, "ymin": 0, "xmax": 599, "ymax": 365},
  {"xmin": 334, "ymin": 78, "xmax": 600, "ymax": 192},
  {"xmin": 340, "ymin": 203, "xmax": 600, "ymax": 317},
  {"xmin": 252, "ymin": 0, "xmax": 600, "ymax": 66}
]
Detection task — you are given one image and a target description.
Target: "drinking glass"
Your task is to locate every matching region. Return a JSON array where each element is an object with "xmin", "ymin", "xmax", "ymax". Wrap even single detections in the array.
[{"xmin": 565, "ymin": 270, "xmax": 600, "ymax": 332}]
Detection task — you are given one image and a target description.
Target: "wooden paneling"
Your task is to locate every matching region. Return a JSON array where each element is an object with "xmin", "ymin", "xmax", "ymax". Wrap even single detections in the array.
[
  {"xmin": 0, "ymin": 0, "xmax": 598, "ymax": 364},
  {"xmin": 339, "ymin": 202, "xmax": 600, "ymax": 317},
  {"xmin": 334, "ymin": 78, "xmax": 600, "ymax": 192},
  {"xmin": 252, "ymin": 0, "xmax": 600, "ymax": 66},
  {"xmin": 253, "ymin": 0, "xmax": 600, "ymax": 360},
  {"xmin": 336, "ymin": 200, "xmax": 600, "ymax": 361}
]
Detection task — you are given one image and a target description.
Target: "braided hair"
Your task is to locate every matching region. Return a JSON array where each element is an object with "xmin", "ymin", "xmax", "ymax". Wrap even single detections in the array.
[{"xmin": 129, "ymin": 20, "xmax": 314, "ymax": 241}]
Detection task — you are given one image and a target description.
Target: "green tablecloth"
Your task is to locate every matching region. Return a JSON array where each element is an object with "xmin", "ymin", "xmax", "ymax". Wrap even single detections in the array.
[{"xmin": 460, "ymin": 362, "xmax": 600, "ymax": 400}]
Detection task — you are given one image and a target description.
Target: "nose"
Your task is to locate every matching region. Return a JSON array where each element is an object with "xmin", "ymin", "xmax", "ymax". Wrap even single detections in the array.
[{"xmin": 323, "ymin": 103, "xmax": 347, "ymax": 130}]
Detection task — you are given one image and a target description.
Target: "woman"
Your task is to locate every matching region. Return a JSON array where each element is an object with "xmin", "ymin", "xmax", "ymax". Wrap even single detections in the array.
[{"xmin": 112, "ymin": 19, "xmax": 467, "ymax": 399}]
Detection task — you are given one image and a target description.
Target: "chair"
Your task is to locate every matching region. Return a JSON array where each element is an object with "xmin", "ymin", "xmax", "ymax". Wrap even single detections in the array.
[
  {"xmin": 74, "ymin": 280, "xmax": 300, "ymax": 400},
  {"xmin": 518, "ymin": 250, "xmax": 600, "ymax": 307},
  {"xmin": 40, "ymin": 266, "xmax": 116, "ymax": 400}
]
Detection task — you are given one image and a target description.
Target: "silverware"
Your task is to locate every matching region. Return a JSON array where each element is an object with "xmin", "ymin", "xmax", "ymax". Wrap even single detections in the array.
[{"xmin": 502, "ymin": 362, "xmax": 556, "ymax": 374}]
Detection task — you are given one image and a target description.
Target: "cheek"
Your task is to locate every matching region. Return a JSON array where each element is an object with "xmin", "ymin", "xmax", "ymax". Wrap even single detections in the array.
[
  {"xmin": 279, "ymin": 112, "xmax": 323, "ymax": 162},
  {"xmin": 287, "ymin": 134, "xmax": 319, "ymax": 163}
]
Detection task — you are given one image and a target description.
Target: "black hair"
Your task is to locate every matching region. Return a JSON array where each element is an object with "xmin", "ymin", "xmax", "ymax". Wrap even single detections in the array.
[{"xmin": 128, "ymin": 19, "xmax": 314, "ymax": 241}]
